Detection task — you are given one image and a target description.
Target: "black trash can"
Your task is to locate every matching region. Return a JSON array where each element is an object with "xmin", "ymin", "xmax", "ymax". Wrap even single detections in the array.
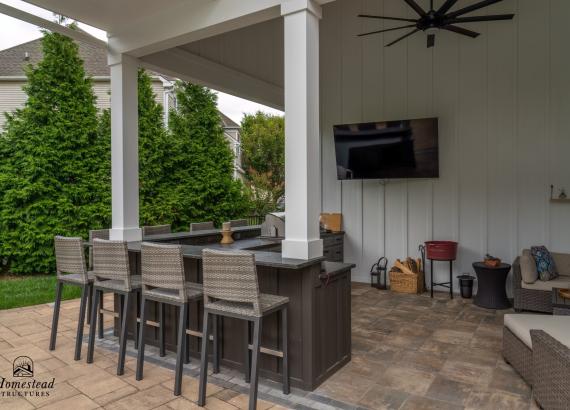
[{"xmin": 457, "ymin": 274, "xmax": 475, "ymax": 299}]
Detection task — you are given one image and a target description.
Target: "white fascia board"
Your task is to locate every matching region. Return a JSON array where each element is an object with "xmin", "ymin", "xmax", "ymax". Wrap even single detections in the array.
[
  {"xmin": 108, "ymin": 0, "xmax": 282, "ymax": 58},
  {"xmin": 140, "ymin": 48, "xmax": 284, "ymax": 110},
  {"xmin": 0, "ymin": 3, "xmax": 107, "ymax": 48}
]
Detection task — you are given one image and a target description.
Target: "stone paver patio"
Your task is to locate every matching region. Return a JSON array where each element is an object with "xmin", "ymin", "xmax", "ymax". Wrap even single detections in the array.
[{"xmin": 0, "ymin": 283, "xmax": 537, "ymax": 409}]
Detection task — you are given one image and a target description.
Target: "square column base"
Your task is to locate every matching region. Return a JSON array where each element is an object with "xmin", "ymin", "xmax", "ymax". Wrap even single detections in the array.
[
  {"xmin": 110, "ymin": 227, "xmax": 142, "ymax": 242},
  {"xmin": 282, "ymin": 238, "xmax": 323, "ymax": 260}
]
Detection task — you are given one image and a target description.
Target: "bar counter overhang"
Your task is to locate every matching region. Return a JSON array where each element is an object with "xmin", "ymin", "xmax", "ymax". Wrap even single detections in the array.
[{"xmin": 103, "ymin": 226, "xmax": 353, "ymax": 391}]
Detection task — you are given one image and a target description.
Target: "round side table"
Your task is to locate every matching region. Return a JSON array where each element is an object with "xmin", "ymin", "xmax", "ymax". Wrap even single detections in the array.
[{"xmin": 472, "ymin": 262, "xmax": 511, "ymax": 309}]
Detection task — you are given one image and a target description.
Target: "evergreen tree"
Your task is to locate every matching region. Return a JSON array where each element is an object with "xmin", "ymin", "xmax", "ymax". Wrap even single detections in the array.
[
  {"xmin": 0, "ymin": 31, "xmax": 110, "ymax": 273},
  {"xmin": 164, "ymin": 82, "xmax": 250, "ymax": 228}
]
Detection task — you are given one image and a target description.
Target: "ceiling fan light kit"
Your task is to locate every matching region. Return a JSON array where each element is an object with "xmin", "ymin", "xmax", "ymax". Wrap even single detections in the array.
[{"xmin": 358, "ymin": 0, "xmax": 515, "ymax": 48}]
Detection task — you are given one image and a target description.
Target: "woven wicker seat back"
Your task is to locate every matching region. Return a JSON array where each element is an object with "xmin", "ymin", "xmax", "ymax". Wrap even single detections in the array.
[
  {"xmin": 88, "ymin": 229, "xmax": 110, "ymax": 269},
  {"xmin": 54, "ymin": 236, "xmax": 88, "ymax": 283},
  {"xmin": 202, "ymin": 249, "xmax": 261, "ymax": 315},
  {"xmin": 229, "ymin": 219, "xmax": 248, "ymax": 228},
  {"xmin": 190, "ymin": 221, "xmax": 215, "ymax": 232},
  {"xmin": 92, "ymin": 239, "xmax": 132, "ymax": 291},
  {"xmin": 141, "ymin": 242, "xmax": 187, "ymax": 302},
  {"xmin": 142, "ymin": 225, "xmax": 171, "ymax": 236}
]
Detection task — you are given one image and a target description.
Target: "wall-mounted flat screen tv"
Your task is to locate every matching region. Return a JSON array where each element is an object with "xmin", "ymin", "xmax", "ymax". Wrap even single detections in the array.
[{"xmin": 333, "ymin": 117, "xmax": 439, "ymax": 180}]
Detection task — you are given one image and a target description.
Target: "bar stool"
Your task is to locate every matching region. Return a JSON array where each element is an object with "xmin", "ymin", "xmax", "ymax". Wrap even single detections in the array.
[
  {"xmin": 142, "ymin": 224, "xmax": 172, "ymax": 237},
  {"xmin": 86, "ymin": 239, "xmax": 141, "ymax": 375},
  {"xmin": 87, "ymin": 229, "xmax": 108, "ymax": 333},
  {"xmin": 49, "ymin": 236, "xmax": 94, "ymax": 361},
  {"xmin": 190, "ymin": 221, "xmax": 215, "ymax": 232},
  {"xmin": 198, "ymin": 249, "xmax": 290, "ymax": 410},
  {"xmin": 229, "ymin": 219, "xmax": 248, "ymax": 228},
  {"xmin": 135, "ymin": 242, "xmax": 203, "ymax": 396}
]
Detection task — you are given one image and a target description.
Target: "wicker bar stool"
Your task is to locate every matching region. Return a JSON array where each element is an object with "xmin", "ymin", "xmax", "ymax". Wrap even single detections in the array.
[
  {"xmin": 87, "ymin": 229, "xmax": 108, "ymax": 332},
  {"xmin": 86, "ymin": 239, "xmax": 141, "ymax": 375},
  {"xmin": 198, "ymin": 249, "xmax": 290, "ymax": 410},
  {"xmin": 135, "ymin": 242, "xmax": 204, "ymax": 396},
  {"xmin": 190, "ymin": 221, "xmax": 215, "ymax": 232},
  {"xmin": 49, "ymin": 236, "xmax": 94, "ymax": 361},
  {"xmin": 229, "ymin": 219, "xmax": 248, "ymax": 228},
  {"xmin": 142, "ymin": 224, "xmax": 172, "ymax": 237}
]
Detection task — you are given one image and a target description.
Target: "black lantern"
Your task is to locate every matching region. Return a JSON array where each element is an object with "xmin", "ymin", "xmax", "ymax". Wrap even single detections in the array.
[{"xmin": 370, "ymin": 257, "xmax": 388, "ymax": 290}]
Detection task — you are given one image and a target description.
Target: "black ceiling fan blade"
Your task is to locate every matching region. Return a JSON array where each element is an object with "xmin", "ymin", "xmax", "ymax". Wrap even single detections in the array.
[
  {"xmin": 403, "ymin": 0, "xmax": 427, "ymax": 17},
  {"xmin": 357, "ymin": 14, "xmax": 418, "ymax": 23},
  {"xmin": 427, "ymin": 33, "xmax": 435, "ymax": 48},
  {"xmin": 437, "ymin": 0, "xmax": 459, "ymax": 15},
  {"xmin": 447, "ymin": 14, "xmax": 515, "ymax": 23},
  {"xmin": 446, "ymin": 0, "xmax": 504, "ymax": 19},
  {"xmin": 358, "ymin": 24, "xmax": 417, "ymax": 37},
  {"xmin": 443, "ymin": 25, "xmax": 481, "ymax": 38},
  {"xmin": 385, "ymin": 28, "xmax": 420, "ymax": 47}
]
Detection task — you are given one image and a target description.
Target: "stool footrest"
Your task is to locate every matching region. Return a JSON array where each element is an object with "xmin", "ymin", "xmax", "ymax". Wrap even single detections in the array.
[{"xmin": 247, "ymin": 344, "xmax": 284, "ymax": 358}]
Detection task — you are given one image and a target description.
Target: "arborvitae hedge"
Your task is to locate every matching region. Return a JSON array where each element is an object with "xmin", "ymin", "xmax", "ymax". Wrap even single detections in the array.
[{"xmin": 0, "ymin": 31, "xmax": 110, "ymax": 274}]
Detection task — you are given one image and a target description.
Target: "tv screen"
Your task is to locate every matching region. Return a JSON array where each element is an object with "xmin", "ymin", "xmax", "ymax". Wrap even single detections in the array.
[{"xmin": 333, "ymin": 117, "xmax": 439, "ymax": 180}]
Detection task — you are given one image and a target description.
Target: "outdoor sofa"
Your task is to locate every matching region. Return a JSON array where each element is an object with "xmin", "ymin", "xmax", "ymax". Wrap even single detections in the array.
[
  {"xmin": 513, "ymin": 250, "xmax": 570, "ymax": 313},
  {"xmin": 503, "ymin": 314, "xmax": 570, "ymax": 410}
]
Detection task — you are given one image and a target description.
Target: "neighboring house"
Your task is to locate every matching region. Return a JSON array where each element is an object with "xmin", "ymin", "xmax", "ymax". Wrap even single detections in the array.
[{"xmin": 0, "ymin": 36, "xmax": 243, "ymax": 179}]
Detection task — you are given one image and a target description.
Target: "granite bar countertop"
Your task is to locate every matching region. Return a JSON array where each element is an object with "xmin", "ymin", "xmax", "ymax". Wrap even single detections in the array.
[{"xmin": 143, "ymin": 225, "xmax": 261, "ymax": 241}]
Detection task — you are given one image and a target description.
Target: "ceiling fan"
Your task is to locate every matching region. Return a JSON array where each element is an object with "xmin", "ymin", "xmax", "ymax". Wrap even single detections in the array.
[{"xmin": 358, "ymin": 0, "xmax": 514, "ymax": 48}]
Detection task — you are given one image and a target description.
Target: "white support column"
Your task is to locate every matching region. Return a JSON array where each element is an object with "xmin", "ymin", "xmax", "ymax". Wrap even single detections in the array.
[
  {"xmin": 108, "ymin": 52, "xmax": 141, "ymax": 241},
  {"xmin": 281, "ymin": 0, "xmax": 323, "ymax": 260}
]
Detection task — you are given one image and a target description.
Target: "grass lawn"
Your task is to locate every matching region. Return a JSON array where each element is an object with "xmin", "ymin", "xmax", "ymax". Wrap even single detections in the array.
[{"xmin": 0, "ymin": 274, "xmax": 81, "ymax": 310}]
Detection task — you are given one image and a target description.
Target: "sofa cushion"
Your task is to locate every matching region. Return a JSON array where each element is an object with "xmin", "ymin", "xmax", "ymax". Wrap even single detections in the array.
[
  {"xmin": 520, "ymin": 252, "xmax": 538, "ymax": 284},
  {"xmin": 504, "ymin": 313, "xmax": 570, "ymax": 349},
  {"xmin": 552, "ymin": 252, "xmax": 570, "ymax": 276},
  {"xmin": 521, "ymin": 275, "xmax": 570, "ymax": 291},
  {"xmin": 531, "ymin": 246, "xmax": 558, "ymax": 281}
]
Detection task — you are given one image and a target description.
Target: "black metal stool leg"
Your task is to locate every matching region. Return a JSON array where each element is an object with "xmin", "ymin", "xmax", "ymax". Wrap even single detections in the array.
[
  {"xmin": 249, "ymin": 317, "xmax": 263, "ymax": 410},
  {"xmin": 74, "ymin": 284, "xmax": 89, "ymax": 361},
  {"xmin": 86, "ymin": 289, "xmax": 100, "ymax": 363},
  {"xmin": 281, "ymin": 307, "xmax": 289, "ymax": 395},
  {"xmin": 49, "ymin": 281, "xmax": 63, "ymax": 351},
  {"xmin": 213, "ymin": 314, "xmax": 220, "ymax": 374},
  {"xmin": 98, "ymin": 291, "xmax": 104, "ymax": 339},
  {"xmin": 134, "ymin": 292, "xmax": 140, "ymax": 350},
  {"xmin": 136, "ymin": 296, "xmax": 147, "ymax": 381},
  {"xmin": 117, "ymin": 292, "xmax": 130, "ymax": 375},
  {"xmin": 159, "ymin": 302, "xmax": 166, "ymax": 357},
  {"xmin": 174, "ymin": 302, "xmax": 188, "ymax": 396},
  {"xmin": 430, "ymin": 259, "xmax": 434, "ymax": 298},
  {"xmin": 86, "ymin": 284, "xmax": 93, "ymax": 325},
  {"xmin": 184, "ymin": 303, "xmax": 190, "ymax": 364},
  {"xmin": 198, "ymin": 310, "xmax": 211, "ymax": 406},
  {"xmin": 449, "ymin": 260, "xmax": 453, "ymax": 299},
  {"xmin": 244, "ymin": 320, "xmax": 250, "ymax": 383}
]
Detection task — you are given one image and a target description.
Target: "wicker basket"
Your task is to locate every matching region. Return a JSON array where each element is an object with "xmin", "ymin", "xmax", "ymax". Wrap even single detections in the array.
[{"xmin": 389, "ymin": 269, "xmax": 424, "ymax": 294}]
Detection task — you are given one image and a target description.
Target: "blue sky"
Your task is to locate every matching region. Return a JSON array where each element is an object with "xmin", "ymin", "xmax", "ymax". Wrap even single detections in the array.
[{"xmin": 0, "ymin": 0, "xmax": 283, "ymax": 124}]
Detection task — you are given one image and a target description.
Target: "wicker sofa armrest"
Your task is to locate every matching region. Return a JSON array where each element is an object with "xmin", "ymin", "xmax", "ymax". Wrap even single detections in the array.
[
  {"xmin": 530, "ymin": 329, "xmax": 570, "ymax": 410},
  {"xmin": 512, "ymin": 256, "xmax": 522, "ymax": 291}
]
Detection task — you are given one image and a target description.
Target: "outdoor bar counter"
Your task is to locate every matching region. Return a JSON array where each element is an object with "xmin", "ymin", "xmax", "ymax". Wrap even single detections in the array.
[{"xmin": 113, "ymin": 226, "xmax": 353, "ymax": 390}]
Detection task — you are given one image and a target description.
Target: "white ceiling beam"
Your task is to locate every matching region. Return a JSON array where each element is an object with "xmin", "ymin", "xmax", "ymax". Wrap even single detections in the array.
[
  {"xmin": 0, "ymin": 2, "xmax": 106, "ymax": 47},
  {"xmin": 108, "ymin": 0, "xmax": 283, "ymax": 58},
  {"xmin": 140, "ymin": 47, "xmax": 284, "ymax": 110}
]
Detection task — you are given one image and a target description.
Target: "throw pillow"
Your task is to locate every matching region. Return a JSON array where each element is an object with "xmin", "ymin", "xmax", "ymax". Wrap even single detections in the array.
[
  {"xmin": 530, "ymin": 246, "xmax": 558, "ymax": 281},
  {"xmin": 520, "ymin": 253, "xmax": 538, "ymax": 284}
]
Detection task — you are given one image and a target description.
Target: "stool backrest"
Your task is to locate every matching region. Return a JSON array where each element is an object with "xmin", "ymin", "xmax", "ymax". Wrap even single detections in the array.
[
  {"xmin": 54, "ymin": 236, "xmax": 88, "ymax": 283},
  {"xmin": 92, "ymin": 239, "xmax": 132, "ymax": 291},
  {"xmin": 190, "ymin": 221, "xmax": 215, "ymax": 232},
  {"xmin": 141, "ymin": 242, "xmax": 187, "ymax": 302},
  {"xmin": 201, "ymin": 249, "xmax": 261, "ymax": 315},
  {"xmin": 142, "ymin": 224, "xmax": 171, "ymax": 237},
  {"xmin": 229, "ymin": 219, "xmax": 248, "ymax": 228},
  {"xmin": 88, "ymin": 229, "xmax": 110, "ymax": 269}
]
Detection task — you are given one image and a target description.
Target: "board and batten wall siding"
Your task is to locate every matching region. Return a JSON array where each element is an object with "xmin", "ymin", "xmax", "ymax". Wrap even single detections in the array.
[{"xmin": 320, "ymin": 0, "xmax": 570, "ymax": 288}]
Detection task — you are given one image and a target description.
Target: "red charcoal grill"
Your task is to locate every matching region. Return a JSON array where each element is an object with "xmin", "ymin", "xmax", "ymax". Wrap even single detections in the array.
[{"xmin": 425, "ymin": 241, "xmax": 458, "ymax": 299}]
